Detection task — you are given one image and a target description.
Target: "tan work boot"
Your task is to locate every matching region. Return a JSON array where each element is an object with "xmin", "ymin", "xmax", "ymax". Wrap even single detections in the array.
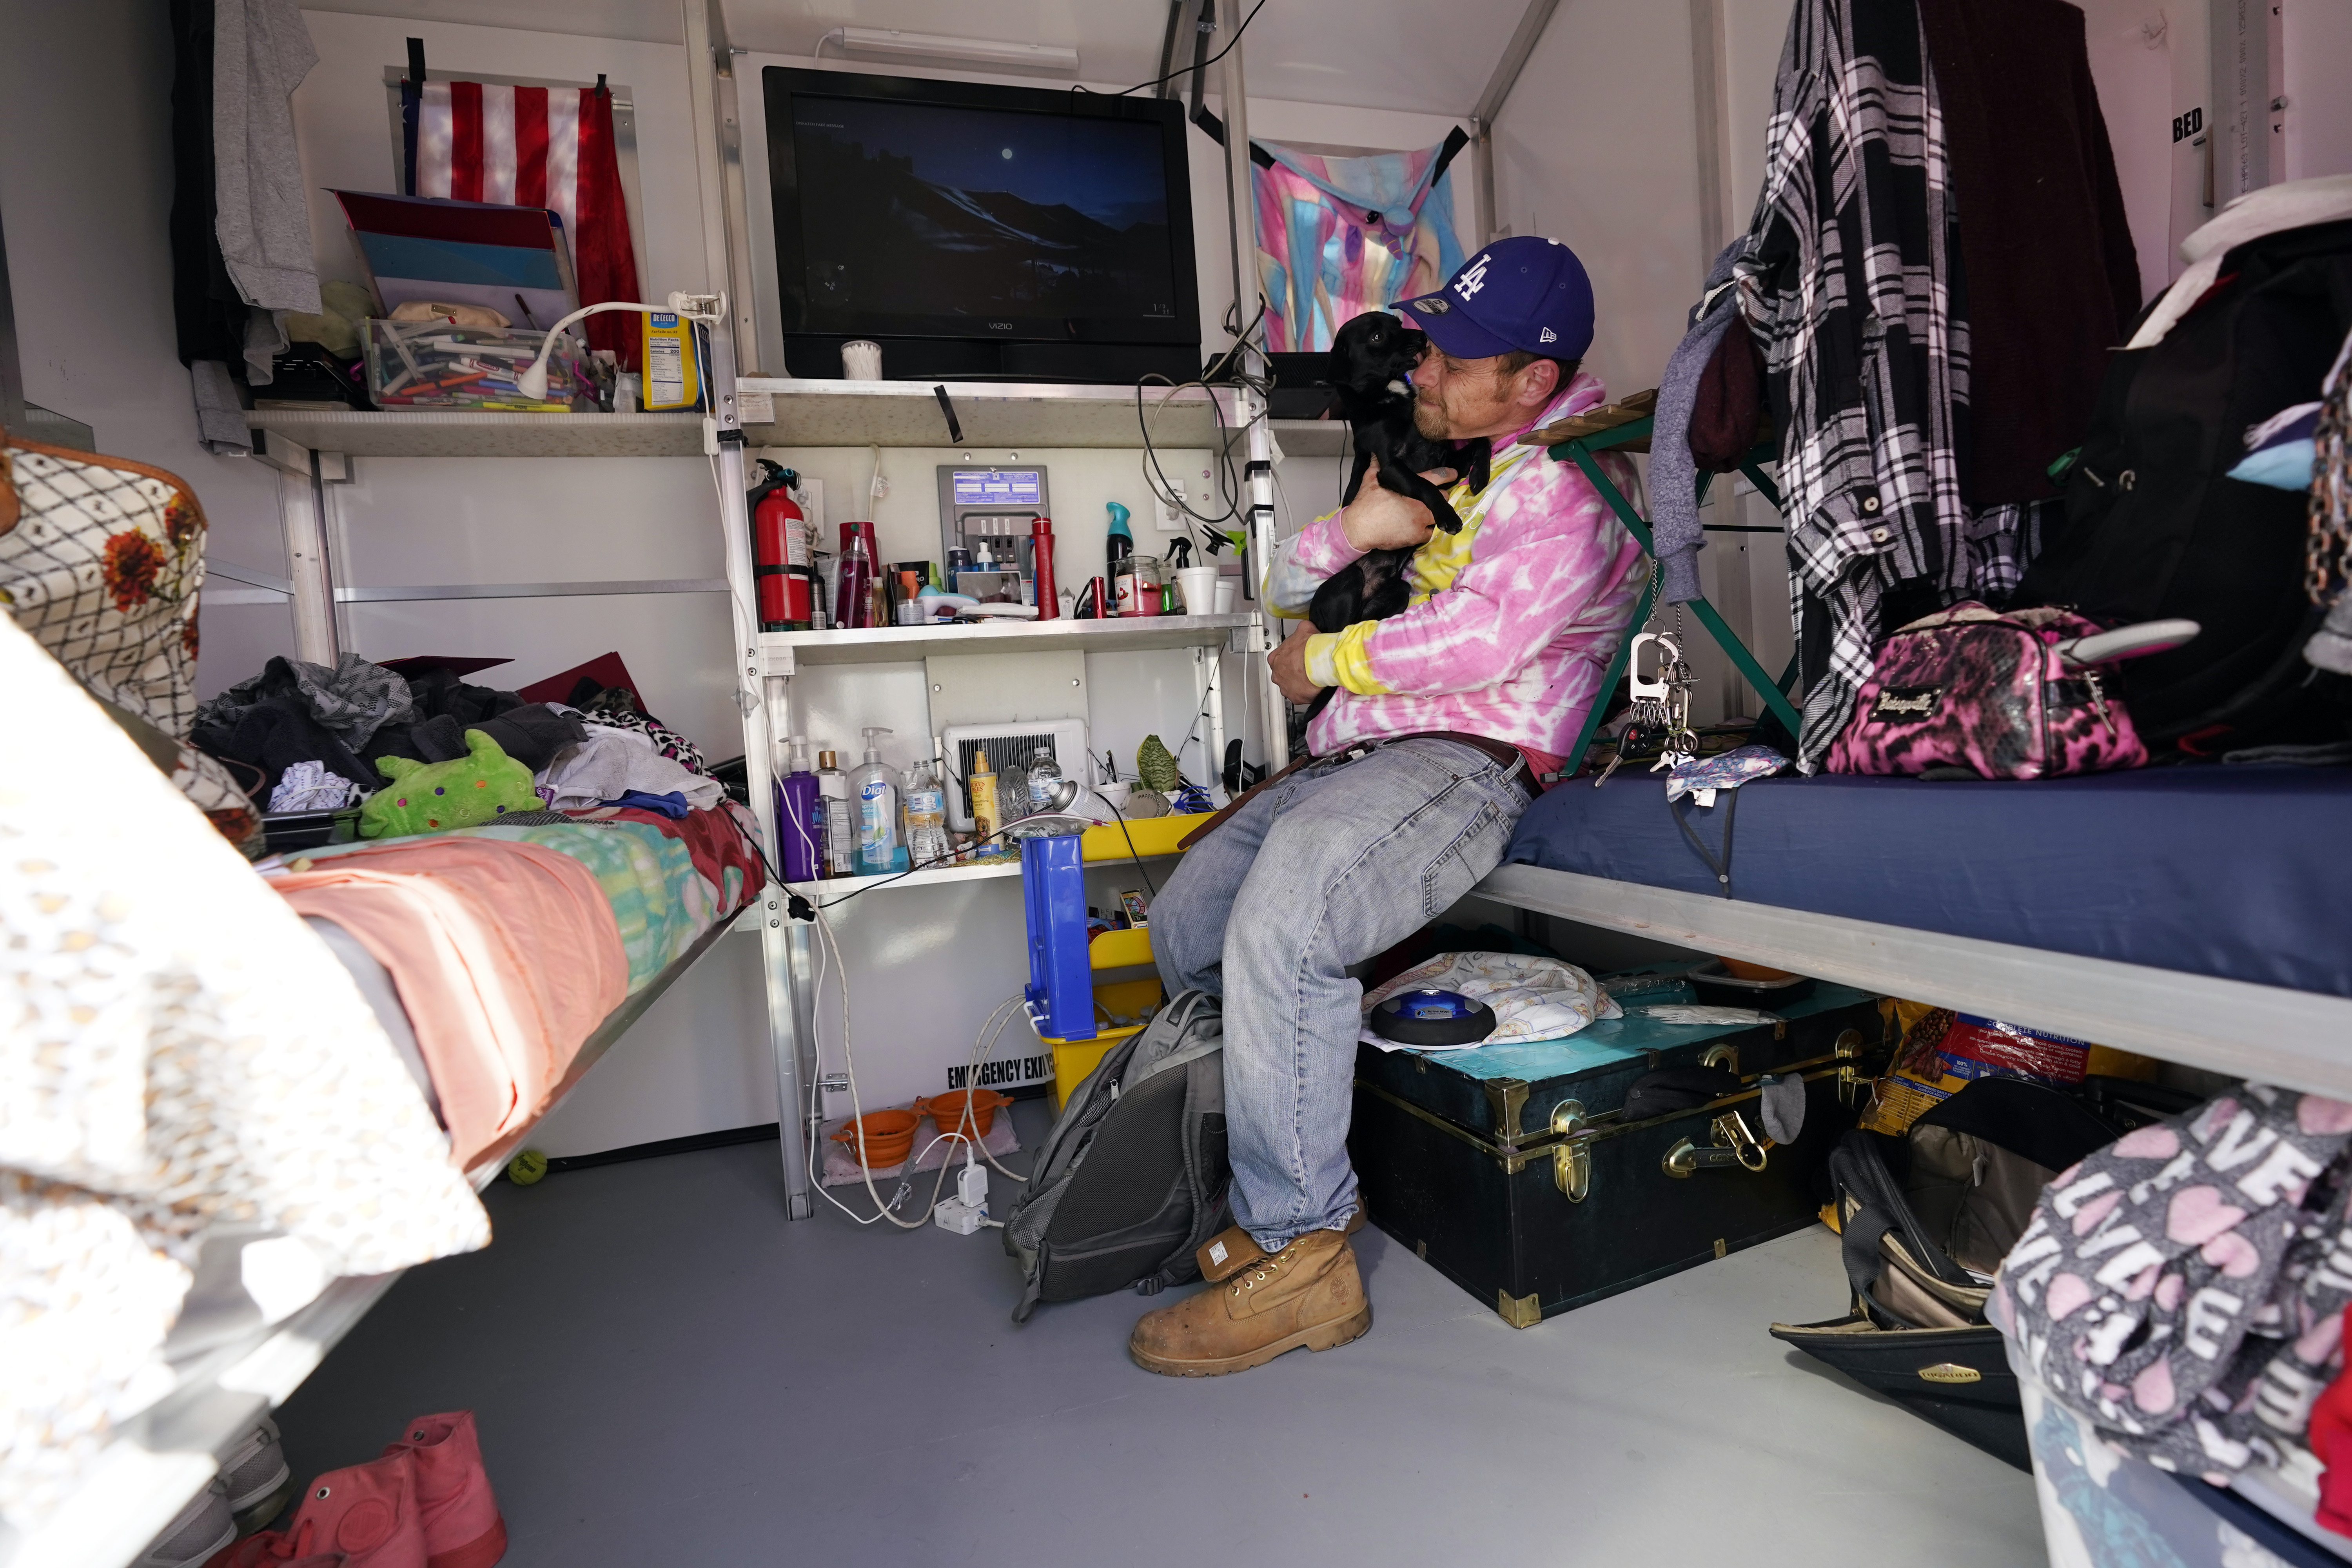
[
  {"xmin": 1197, "ymin": 1202, "xmax": 1367, "ymax": 1283},
  {"xmin": 1131, "ymin": 1229, "xmax": 1371, "ymax": 1376}
]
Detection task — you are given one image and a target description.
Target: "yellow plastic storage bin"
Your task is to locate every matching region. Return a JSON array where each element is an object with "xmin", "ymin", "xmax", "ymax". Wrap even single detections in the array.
[
  {"xmin": 1079, "ymin": 813, "xmax": 1209, "ymax": 864},
  {"xmin": 1044, "ymin": 976, "xmax": 1164, "ymax": 1112}
]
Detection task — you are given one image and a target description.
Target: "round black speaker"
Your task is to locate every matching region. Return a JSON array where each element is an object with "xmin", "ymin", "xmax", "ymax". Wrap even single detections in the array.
[{"xmin": 1368, "ymin": 987, "xmax": 1497, "ymax": 1047}]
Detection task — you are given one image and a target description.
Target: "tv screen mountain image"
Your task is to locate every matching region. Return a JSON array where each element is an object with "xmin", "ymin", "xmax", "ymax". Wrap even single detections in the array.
[{"xmin": 794, "ymin": 97, "xmax": 1178, "ymax": 332}]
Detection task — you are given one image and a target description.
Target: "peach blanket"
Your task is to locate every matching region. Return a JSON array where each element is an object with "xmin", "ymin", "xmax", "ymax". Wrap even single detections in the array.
[{"xmin": 276, "ymin": 837, "xmax": 628, "ymax": 1169}]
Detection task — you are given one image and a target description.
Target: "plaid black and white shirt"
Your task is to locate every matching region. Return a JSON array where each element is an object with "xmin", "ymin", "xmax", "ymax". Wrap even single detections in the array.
[{"xmin": 1738, "ymin": 0, "xmax": 2041, "ymax": 768}]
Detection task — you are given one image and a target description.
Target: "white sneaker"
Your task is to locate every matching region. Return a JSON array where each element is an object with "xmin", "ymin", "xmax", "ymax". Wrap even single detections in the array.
[
  {"xmin": 217, "ymin": 1417, "xmax": 293, "ymax": 1531},
  {"xmin": 131, "ymin": 1480, "xmax": 234, "ymax": 1568}
]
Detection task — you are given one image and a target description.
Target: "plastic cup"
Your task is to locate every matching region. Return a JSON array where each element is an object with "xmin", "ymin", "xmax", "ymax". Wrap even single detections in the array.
[
  {"xmin": 840, "ymin": 340, "xmax": 883, "ymax": 381},
  {"xmin": 1176, "ymin": 565, "xmax": 1221, "ymax": 617},
  {"xmin": 1212, "ymin": 577, "xmax": 1238, "ymax": 615}
]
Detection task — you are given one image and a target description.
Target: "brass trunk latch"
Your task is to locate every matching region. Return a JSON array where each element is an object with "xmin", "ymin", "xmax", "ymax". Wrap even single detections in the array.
[
  {"xmin": 1834, "ymin": 1028, "xmax": 1865, "ymax": 1108},
  {"xmin": 1550, "ymin": 1099, "xmax": 1591, "ymax": 1202},
  {"xmin": 1663, "ymin": 1109, "xmax": 1769, "ymax": 1178}
]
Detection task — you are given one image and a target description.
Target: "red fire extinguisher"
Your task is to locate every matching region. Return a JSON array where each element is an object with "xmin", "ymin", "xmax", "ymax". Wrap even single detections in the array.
[{"xmin": 750, "ymin": 462, "xmax": 814, "ymax": 630}]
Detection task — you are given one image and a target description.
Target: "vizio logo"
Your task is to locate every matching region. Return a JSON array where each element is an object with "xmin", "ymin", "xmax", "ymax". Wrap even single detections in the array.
[
  {"xmin": 2172, "ymin": 106, "xmax": 2203, "ymax": 143},
  {"xmin": 988, "ymin": 321, "xmax": 1015, "ymax": 331}
]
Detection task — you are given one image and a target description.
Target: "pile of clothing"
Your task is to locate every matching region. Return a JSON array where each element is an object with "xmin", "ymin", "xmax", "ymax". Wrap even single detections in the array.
[
  {"xmin": 192, "ymin": 652, "xmax": 724, "ymax": 828},
  {"xmin": 1996, "ymin": 1084, "xmax": 2352, "ymax": 1522}
]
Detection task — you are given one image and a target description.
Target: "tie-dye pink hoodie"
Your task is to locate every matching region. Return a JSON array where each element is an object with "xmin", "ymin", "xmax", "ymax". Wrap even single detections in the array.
[{"xmin": 1270, "ymin": 369, "xmax": 1650, "ymax": 760}]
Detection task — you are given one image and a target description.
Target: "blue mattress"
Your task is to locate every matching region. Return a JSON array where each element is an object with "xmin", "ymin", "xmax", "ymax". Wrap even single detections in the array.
[{"xmin": 1501, "ymin": 766, "xmax": 2352, "ymax": 1000}]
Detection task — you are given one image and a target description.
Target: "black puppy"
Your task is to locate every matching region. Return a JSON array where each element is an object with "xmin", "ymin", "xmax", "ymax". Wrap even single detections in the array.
[{"xmin": 1300, "ymin": 311, "xmax": 1493, "ymax": 721}]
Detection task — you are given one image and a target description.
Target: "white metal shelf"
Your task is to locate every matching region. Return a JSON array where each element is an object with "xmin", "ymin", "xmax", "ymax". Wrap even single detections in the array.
[
  {"xmin": 1477, "ymin": 864, "xmax": 2352, "ymax": 1100},
  {"xmin": 248, "ymin": 408, "xmax": 708, "ymax": 457},
  {"xmin": 737, "ymin": 377, "xmax": 1234, "ymax": 449},
  {"xmin": 792, "ymin": 842, "xmax": 1182, "ymax": 904},
  {"xmin": 758, "ymin": 611, "xmax": 1261, "ymax": 671},
  {"xmin": 249, "ymin": 381, "xmax": 1259, "ymax": 457}
]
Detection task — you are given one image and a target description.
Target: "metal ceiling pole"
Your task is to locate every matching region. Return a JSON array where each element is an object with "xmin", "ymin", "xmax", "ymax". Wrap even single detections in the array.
[
  {"xmin": 1469, "ymin": 0, "xmax": 1562, "ymax": 243},
  {"xmin": 706, "ymin": 0, "xmax": 765, "ymax": 374},
  {"xmin": 1212, "ymin": 8, "xmax": 1284, "ymax": 771},
  {"xmin": 684, "ymin": 0, "xmax": 813, "ymax": 1220}
]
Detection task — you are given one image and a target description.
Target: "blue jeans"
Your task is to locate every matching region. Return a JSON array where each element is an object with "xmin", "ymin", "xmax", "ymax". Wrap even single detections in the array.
[{"xmin": 1152, "ymin": 738, "xmax": 1533, "ymax": 1251}]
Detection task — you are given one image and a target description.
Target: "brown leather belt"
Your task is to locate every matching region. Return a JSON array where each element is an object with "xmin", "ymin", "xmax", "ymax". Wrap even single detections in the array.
[{"xmin": 1174, "ymin": 731, "xmax": 1528, "ymax": 852}]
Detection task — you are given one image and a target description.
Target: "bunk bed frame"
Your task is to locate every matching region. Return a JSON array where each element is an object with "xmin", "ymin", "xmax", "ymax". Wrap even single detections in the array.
[{"xmin": 11, "ymin": 902, "xmax": 758, "ymax": 1568}]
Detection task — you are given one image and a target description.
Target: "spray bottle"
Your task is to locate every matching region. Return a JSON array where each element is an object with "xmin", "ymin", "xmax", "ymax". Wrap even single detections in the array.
[
  {"xmin": 1105, "ymin": 501, "xmax": 1134, "ymax": 617},
  {"xmin": 816, "ymin": 748, "xmax": 853, "ymax": 877},
  {"xmin": 777, "ymin": 734, "xmax": 822, "ymax": 882},
  {"xmin": 849, "ymin": 727, "xmax": 904, "ymax": 875}
]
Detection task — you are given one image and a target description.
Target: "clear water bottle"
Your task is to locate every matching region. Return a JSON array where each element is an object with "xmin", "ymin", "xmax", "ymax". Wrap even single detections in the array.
[
  {"xmin": 905, "ymin": 761, "xmax": 951, "ymax": 866},
  {"xmin": 1025, "ymin": 747, "xmax": 1069, "ymax": 815}
]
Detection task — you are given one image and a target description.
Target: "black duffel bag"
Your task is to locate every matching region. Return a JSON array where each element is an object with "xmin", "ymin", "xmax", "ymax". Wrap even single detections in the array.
[{"xmin": 1769, "ymin": 1076, "xmax": 2182, "ymax": 1469}]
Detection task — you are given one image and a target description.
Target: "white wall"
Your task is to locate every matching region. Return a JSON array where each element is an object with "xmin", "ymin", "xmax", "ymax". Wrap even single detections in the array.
[{"xmin": 0, "ymin": 0, "xmax": 294, "ymax": 694}]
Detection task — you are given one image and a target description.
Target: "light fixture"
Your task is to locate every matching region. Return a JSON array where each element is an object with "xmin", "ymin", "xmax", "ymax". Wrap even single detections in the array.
[
  {"xmin": 815, "ymin": 27, "xmax": 1079, "ymax": 75},
  {"xmin": 514, "ymin": 294, "xmax": 723, "ymax": 402}
]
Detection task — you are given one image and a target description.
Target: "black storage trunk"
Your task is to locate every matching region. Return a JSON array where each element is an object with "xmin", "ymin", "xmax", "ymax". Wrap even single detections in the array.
[{"xmin": 1348, "ymin": 982, "xmax": 1887, "ymax": 1327}]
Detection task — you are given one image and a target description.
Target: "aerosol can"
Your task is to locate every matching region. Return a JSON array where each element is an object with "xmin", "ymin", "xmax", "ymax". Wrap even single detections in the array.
[{"xmin": 848, "ymin": 727, "xmax": 905, "ymax": 875}]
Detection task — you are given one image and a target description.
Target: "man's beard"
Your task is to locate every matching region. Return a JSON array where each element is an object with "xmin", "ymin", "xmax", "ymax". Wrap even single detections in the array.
[{"xmin": 1412, "ymin": 396, "xmax": 1449, "ymax": 439}]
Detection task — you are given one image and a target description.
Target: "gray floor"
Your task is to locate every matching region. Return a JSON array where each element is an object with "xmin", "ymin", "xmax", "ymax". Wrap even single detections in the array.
[{"xmin": 276, "ymin": 1105, "xmax": 2046, "ymax": 1566}]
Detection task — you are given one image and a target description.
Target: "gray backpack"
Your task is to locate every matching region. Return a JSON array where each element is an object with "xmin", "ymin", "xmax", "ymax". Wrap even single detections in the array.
[{"xmin": 1004, "ymin": 990, "xmax": 1230, "ymax": 1324}]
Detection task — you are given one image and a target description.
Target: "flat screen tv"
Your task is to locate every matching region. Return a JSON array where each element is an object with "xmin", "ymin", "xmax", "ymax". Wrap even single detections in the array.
[{"xmin": 763, "ymin": 68, "xmax": 1201, "ymax": 384}]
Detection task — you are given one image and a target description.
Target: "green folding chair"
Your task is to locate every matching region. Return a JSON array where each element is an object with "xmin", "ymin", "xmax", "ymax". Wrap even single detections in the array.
[{"xmin": 1540, "ymin": 397, "xmax": 1800, "ymax": 774}]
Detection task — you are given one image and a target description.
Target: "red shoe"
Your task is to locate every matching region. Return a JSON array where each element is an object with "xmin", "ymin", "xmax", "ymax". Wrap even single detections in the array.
[
  {"xmin": 206, "ymin": 1451, "xmax": 427, "ymax": 1568},
  {"xmin": 381, "ymin": 1413, "xmax": 506, "ymax": 1568}
]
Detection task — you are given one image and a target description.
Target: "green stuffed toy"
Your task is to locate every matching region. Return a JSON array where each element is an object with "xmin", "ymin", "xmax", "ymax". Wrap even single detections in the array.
[{"xmin": 359, "ymin": 729, "xmax": 541, "ymax": 839}]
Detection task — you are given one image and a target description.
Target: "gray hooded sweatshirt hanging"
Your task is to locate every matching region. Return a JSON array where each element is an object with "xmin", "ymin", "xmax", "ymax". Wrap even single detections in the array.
[{"xmin": 1995, "ymin": 1085, "xmax": 2352, "ymax": 1482}]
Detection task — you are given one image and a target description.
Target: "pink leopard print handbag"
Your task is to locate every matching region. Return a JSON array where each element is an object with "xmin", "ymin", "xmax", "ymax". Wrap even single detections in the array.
[{"xmin": 1827, "ymin": 603, "xmax": 2149, "ymax": 780}]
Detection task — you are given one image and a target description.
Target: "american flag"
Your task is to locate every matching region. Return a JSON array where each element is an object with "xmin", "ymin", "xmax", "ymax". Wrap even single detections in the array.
[{"xmin": 406, "ymin": 80, "xmax": 644, "ymax": 366}]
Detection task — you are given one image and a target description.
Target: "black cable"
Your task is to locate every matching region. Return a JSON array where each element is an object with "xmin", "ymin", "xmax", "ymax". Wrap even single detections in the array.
[{"xmin": 1075, "ymin": 0, "xmax": 1271, "ymax": 100}]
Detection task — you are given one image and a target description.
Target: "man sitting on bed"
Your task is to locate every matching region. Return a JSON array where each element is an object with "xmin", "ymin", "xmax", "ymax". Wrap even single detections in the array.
[{"xmin": 1131, "ymin": 237, "xmax": 1649, "ymax": 1375}]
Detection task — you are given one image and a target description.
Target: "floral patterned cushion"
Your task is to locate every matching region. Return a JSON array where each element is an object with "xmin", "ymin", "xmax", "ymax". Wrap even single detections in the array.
[{"xmin": 0, "ymin": 437, "xmax": 260, "ymax": 851}]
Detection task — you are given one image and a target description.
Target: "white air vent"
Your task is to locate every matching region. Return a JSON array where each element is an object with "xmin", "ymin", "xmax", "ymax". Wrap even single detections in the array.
[{"xmin": 940, "ymin": 720, "xmax": 1091, "ymax": 832}]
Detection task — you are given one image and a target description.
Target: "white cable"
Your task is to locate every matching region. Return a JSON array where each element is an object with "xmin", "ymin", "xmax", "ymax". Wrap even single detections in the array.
[{"xmin": 803, "ymin": 896, "xmax": 1033, "ymax": 1227}]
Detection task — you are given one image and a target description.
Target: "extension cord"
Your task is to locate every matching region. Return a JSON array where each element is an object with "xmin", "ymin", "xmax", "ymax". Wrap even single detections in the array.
[{"xmin": 933, "ymin": 1195, "xmax": 987, "ymax": 1235}]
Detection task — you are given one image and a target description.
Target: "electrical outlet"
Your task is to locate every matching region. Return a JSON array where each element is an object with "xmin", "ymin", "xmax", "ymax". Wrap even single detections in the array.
[{"xmin": 1158, "ymin": 482, "xmax": 1187, "ymax": 533}]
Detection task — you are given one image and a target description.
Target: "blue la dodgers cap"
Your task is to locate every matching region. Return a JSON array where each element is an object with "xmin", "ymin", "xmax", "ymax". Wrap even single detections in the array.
[{"xmin": 1400, "ymin": 236, "xmax": 1595, "ymax": 361}]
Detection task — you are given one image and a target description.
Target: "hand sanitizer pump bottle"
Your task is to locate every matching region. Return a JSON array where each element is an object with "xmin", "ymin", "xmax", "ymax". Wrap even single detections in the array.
[{"xmin": 848, "ymin": 727, "xmax": 905, "ymax": 875}]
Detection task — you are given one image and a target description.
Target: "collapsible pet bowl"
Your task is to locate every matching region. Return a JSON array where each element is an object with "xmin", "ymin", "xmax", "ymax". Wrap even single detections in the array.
[
  {"xmin": 830, "ymin": 1109, "xmax": 920, "ymax": 1169},
  {"xmin": 917, "ymin": 1089, "xmax": 1010, "ymax": 1141},
  {"xmin": 1690, "ymin": 959, "xmax": 1815, "ymax": 1007}
]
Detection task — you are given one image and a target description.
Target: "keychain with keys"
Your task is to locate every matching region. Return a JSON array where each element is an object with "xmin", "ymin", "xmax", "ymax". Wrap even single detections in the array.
[{"xmin": 1595, "ymin": 630, "xmax": 1689, "ymax": 786}]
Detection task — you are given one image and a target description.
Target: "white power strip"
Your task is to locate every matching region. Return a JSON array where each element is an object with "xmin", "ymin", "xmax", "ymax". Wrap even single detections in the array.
[
  {"xmin": 933, "ymin": 1161, "xmax": 993, "ymax": 1234},
  {"xmin": 933, "ymin": 1196, "xmax": 987, "ymax": 1234}
]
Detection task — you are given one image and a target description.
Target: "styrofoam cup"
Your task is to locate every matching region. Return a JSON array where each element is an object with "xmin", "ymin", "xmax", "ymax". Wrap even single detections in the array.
[
  {"xmin": 840, "ymin": 340, "xmax": 883, "ymax": 381},
  {"xmin": 1176, "ymin": 566, "xmax": 1221, "ymax": 617},
  {"xmin": 1212, "ymin": 577, "xmax": 1238, "ymax": 614}
]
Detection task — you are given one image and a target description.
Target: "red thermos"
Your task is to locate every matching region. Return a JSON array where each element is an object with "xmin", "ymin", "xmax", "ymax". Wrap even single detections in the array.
[
  {"xmin": 752, "ymin": 481, "xmax": 811, "ymax": 630},
  {"xmin": 1030, "ymin": 514, "xmax": 1058, "ymax": 620}
]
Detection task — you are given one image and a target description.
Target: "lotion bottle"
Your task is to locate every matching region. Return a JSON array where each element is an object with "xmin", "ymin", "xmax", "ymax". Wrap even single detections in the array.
[
  {"xmin": 778, "ymin": 734, "xmax": 822, "ymax": 883},
  {"xmin": 968, "ymin": 748, "xmax": 1003, "ymax": 856},
  {"xmin": 816, "ymin": 748, "xmax": 853, "ymax": 877}
]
